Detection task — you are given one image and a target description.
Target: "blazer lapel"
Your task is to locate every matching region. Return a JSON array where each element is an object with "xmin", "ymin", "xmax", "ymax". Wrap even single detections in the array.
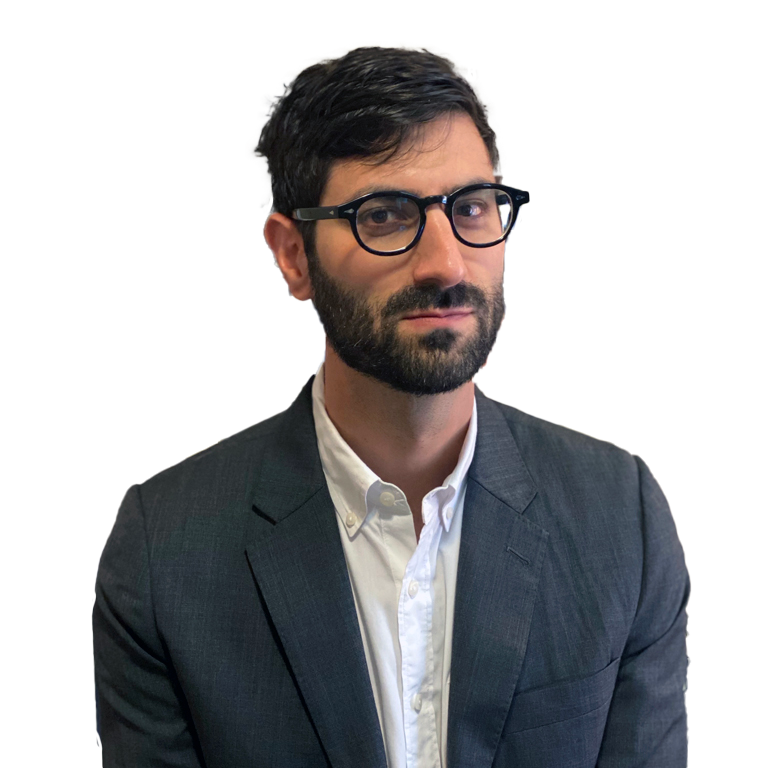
[
  {"xmin": 448, "ymin": 389, "xmax": 549, "ymax": 768},
  {"xmin": 245, "ymin": 378, "xmax": 387, "ymax": 768}
]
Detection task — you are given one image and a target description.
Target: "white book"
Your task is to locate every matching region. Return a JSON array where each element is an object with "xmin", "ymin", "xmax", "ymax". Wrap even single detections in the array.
[
  {"xmin": 579, "ymin": 187, "xmax": 621, "ymax": 395},
  {"xmin": 290, "ymin": 296, "xmax": 314, "ymax": 398},
  {"xmin": 149, "ymin": 214, "xmax": 181, "ymax": 408},
  {"xmin": 209, "ymin": 219, "xmax": 237, "ymax": 406},
  {"xmin": 652, "ymin": 159, "xmax": 678, "ymax": 394},
  {"xmin": 520, "ymin": 181, "xmax": 555, "ymax": 394},
  {"xmin": 91, "ymin": 207, "xmax": 130, "ymax": 410},
  {"xmin": 232, "ymin": 235, "xmax": 258, "ymax": 403},
  {"xmin": 122, "ymin": 195, "xmax": 156, "ymax": 408}
]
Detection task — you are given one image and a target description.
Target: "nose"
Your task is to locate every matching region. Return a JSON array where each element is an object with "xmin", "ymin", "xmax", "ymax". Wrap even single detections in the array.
[{"xmin": 409, "ymin": 204, "xmax": 467, "ymax": 289}]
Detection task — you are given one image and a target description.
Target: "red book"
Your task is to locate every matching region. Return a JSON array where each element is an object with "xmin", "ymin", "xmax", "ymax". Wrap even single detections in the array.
[{"xmin": 194, "ymin": 227, "xmax": 216, "ymax": 406}]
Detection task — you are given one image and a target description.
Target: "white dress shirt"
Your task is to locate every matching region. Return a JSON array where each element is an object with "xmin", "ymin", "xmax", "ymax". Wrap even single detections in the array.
[{"xmin": 311, "ymin": 366, "xmax": 478, "ymax": 768}]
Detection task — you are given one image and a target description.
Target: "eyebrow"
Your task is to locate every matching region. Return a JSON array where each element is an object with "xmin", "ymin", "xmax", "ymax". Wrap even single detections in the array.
[{"xmin": 343, "ymin": 176, "xmax": 497, "ymax": 202}]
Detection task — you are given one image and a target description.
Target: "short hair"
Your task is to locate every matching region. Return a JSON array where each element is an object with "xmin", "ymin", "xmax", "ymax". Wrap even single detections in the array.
[{"xmin": 255, "ymin": 47, "xmax": 499, "ymax": 254}]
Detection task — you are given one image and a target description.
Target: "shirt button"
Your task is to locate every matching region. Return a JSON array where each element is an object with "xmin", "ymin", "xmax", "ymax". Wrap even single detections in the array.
[
  {"xmin": 345, "ymin": 512, "xmax": 357, "ymax": 528},
  {"xmin": 411, "ymin": 693, "xmax": 422, "ymax": 712},
  {"xmin": 380, "ymin": 491, "xmax": 396, "ymax": 507},
  {"xmin": 445, "ymin": 507, "xmax": 453, "ymax": 521},
  {"xmin": 407, "ymin": 580, "xmax": 419, "ymax": 598}
]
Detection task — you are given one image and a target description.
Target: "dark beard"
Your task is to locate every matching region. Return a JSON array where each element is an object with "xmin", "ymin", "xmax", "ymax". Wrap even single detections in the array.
[{"xmin": 306, "ymin": 254, "xmax": 505, "ymax": 396}]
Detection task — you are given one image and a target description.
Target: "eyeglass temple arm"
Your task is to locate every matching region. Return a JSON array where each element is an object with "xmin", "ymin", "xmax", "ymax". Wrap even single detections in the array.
[{"xmin": 292, "ymin": 206, "xmax": 339, "ymax": 221}]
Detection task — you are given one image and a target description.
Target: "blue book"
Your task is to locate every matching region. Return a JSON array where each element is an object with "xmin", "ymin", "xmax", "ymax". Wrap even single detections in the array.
[
  {"xmin": 312, "ymin": 302, "xmax": 325, "ymax": 371},
  {"xmin": 505, "ymin": 222, "xmax": 528, "ymax": 393}
]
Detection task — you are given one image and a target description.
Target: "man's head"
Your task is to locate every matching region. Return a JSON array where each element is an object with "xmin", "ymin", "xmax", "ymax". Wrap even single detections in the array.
[{"xmin": 257, "ymin": 48, "xmax": 510, "ymax": 396}]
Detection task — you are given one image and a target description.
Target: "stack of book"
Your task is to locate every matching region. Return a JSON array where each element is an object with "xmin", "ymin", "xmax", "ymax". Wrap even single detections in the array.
[{"xmin": 91, "ymin": 160, "xmax": 691, "ymax": 410}]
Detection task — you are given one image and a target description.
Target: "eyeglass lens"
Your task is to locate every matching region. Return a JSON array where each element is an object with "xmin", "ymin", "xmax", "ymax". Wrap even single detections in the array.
[{"xmin": 356, "ymin": 189, "xmax": 514, "ymax": 253}]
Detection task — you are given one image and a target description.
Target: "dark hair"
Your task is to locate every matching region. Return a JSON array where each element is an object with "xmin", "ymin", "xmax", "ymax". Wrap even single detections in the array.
[{"xmin": 255, "ymin": 47, "xmax": 499, "ymax": 254}]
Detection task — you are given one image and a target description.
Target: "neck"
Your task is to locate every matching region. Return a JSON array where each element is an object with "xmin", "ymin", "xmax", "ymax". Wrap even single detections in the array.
[{"xmin": 321, "ymin": 343, "xmax": 474, "ymax": 519}]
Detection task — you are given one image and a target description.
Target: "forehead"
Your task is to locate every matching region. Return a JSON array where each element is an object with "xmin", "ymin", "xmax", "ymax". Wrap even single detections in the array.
[{"xmin": 320, "ymin": 112, "xmax": 496, "ymax": 204}]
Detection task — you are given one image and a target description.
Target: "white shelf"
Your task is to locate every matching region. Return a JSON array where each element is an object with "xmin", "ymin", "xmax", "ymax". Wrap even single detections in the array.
[{"xmin": 91, "ymin": 392, "xmax": 692, "ymax": 445}]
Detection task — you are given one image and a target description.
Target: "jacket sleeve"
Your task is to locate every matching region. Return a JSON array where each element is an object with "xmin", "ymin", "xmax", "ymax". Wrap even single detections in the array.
[
  {"xmin": 93, "ymin": 485, "xmax": 205, "ymax": 768},
  {"xmin": 596, "ymin": 457, "xmax": 690, "ymax": 767}
]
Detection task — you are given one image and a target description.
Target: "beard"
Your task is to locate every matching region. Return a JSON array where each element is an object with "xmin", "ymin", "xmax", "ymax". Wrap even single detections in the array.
[{"xmin": 306, "ymin": 253, "xmax": 505, "ymax": 396}]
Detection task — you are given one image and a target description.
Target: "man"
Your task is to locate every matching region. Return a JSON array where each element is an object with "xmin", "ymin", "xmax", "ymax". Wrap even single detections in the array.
[{"xmin": 93, "ymin": 47, "xmax": 689, "ymax": 767}]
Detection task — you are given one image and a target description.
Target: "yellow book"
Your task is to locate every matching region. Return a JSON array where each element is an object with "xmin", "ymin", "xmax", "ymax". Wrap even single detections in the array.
[{"xmin": 677, "ymin": 176, "xmax": 693, "ymax": 394}]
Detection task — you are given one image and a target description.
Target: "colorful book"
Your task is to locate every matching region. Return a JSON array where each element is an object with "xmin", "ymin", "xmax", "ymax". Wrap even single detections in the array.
[
  {"xmin": 270, "ymin": 253, "xmax": 291, "ymax": 402},
  {"xmin": 149, "ymin": 214, "xmax": 181, "ymax": 408},
  {"xmin": 617, "ymin": 184, "xmax": 643, "ymax": 394},
  {"xmin": 640, "ymin": 181, "xmax": 656, "ymax": 392},
  {"xmin": 504, "ymin": 220, "xmax": 528, "ymax": 393},
  {"xmin": 521, "ymin": 181, "xmax": 555, "ymax": 394},
  {"xmin": 677, "ymin": 176, "xmax": 693, "ymax": 394},
  {"xmin": 232, "ymin": 221, "xmax": 258, "ymax": 403},
  {"xmin": 91, "ymin": 207, "xmax": 130, "ymax": 410},
  {"xmin": 176, "ymin": 218, "xmax": 197, "ymax": 405},
  {"xmin": 579, "ymin": 187, "xmax": 621, "ymax": 395},
  {"xmin": 251, "ymin": 208, "xmax": 275, "ymax": 400},
  {"xmin": 290, "ymin": 296, "xmax": 314, "ymax": 399},
  {"xmin": 208, "ymin": 219, "xmax": 237, "ymax": 406},
  {"xmin": 547, "ymin": 195, "xmax": 568, "ymax": 392},
  {"xmin": 122, "ymin": 195, "xmax": 156, "ymax": 408},
  {"xmin": 193, "ymin": 227, "xmax": 216, "ymax": 406},
  {"xmin": 561, "ymin": 195, "xmax": 584, "ymax": 390},
  {"xmin": 653, "ymin": 159, "xmax": 678, "ymax": 394}
]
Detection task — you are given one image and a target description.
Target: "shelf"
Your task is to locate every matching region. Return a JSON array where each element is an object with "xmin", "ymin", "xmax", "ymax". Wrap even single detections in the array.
[
  {"xmin": 91, "ymin": 392, "xmax": 692, "ymax": 460},
  {"xmin": 91, "ymin": 41, "xmax": 692, "ymax": 77}
]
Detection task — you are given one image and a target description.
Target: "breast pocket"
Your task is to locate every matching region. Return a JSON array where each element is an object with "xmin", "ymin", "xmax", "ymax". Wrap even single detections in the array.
[{"xmin": 494, "ymin": 658, "xmax": 620, "ymax": 768}]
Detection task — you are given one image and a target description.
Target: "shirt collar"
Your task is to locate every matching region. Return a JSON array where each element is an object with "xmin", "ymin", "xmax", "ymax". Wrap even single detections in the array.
[{"xmin": 311, "ymin": 363, "xmax": 477, "ymax": 538}]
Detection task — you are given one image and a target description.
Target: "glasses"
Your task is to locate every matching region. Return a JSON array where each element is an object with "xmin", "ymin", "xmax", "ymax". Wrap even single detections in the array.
[{"xmin": 292, "ymin": 183, "xmax": 530, "ymax": 256}]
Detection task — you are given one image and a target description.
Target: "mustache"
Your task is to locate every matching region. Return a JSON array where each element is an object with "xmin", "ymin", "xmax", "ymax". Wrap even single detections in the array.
[{"xmin": 381, "ymin": 282, "xmax": 489, "ymax": 319}]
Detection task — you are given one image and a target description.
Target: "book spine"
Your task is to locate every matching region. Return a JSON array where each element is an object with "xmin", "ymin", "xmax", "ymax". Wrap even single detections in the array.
[
  {"xmin": 505, "ymin": 221, "xmax": 528, "ymax": 393},
  {"xmin": 312, "ymin": 302, "xmax": 325, "ymax": 371},
  {"xmin": 561, "ymin": 195, "xmax": 584, "ymax": 390},
  {"xmin": 209, "ymin": 219, "xmax": 237, "ymax": 406},
  {"xmin": 122, "ymin": 195, "xmax": 155, "ymax": 408},
  {"xmin": 653, "ymin": 160, "xmax": 678, "ymax": 394},
  {"xmin": 270, "ymin": 253, "xmax": 291, "ymax": 402},
  {"xmin": 640, "ymin": 181, "xmax": 656, "ymax": 392},
  {"xmin": 617, "ymin": 185, "xmax": 643, "ymax": 394},
  {"xmin": 232, "ymin": 235, "xmax": 257, "ymax": 403},
  {"xmin": 176, "ymin": 218, "xmax": 197, "ymax": 405},
  {"xmin": 194, "ymin": 227, "xmax": 216, "ymax": 406},
  {"xmin": 290, "ymin": 296, "xmax": 313, "ymax": 399},
  {"xmin": 149, "ymin": 215, "xmax": 181, "ymax": 408},
  {"xmin": 580, "ymin": 187, "xmax": 621, "ymax": 395},
  {"xmin": 677, "ymin": 176, "xmax": 693, "ymax": 394},
  {"xmin": 547, "ymin": 195, "xmax": 568, "ymax": 392},
  {"xmin": 253, "ymin": 208, "xmax": 275, "ymax": 400},
  {"xmin": 522, "ymin": 181, "xmax": 554, "ymax": 394}
]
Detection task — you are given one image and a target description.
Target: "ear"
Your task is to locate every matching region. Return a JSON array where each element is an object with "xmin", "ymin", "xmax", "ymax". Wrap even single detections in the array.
[{"xmin": 263, "ymin": 212, "xmax": 313, "ymax": 301}]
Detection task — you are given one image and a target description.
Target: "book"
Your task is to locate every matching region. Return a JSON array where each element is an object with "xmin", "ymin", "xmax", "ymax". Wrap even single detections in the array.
[
  {"xmin": 176, "ymin": 217, "xmax": 197, "ymax": 405},
  {"xmin": 547, "ymin": 195, "xmax": 568, "ymax": 392},
  {"xmin": 579, "ymin": 187, "xmax": 621, "ymax": 395},
  {"xmin": 251, "ymin": 207, "xmax": 275, "ymax": 400},
  {"xmin": 208, "ymin": 219, "xmax": 237, "ymax": 406},
  {"xmin": 504, "ymin": 221, "xmax": 528, "ymax": 393},
  {"xmin": 193, "ymin": 227, "xmax": 216, "ymax": 406},
  {"xmin": 148, "ymin": 214, "xmax": 181, "ymax": 408},
  {"xmin": 270, "ymin": 253, "xmax": 291, "ymax": 402},
  {"xmin": 122, "ymin": 195, "xmax": 155, "ymax": 408},
  {"xmin": 653, "ymin": 159, "xmax": 678, "ymax": 394},
  {"xmin": 290, "ymin": 296, "xmax": 314, "ymax": 399},
  {"xmin": 521, "ymin": 181, "xmax": 554, "ymax": 394},
  {"xmin": 232, "ymin": 221, "xmax": 258, "ymax": 403},
  {"xmin": 561, "ymin": 195, "xmax": 584, "ymax": 390},
  {"xmin": 91, "ymin": 206, "xmax": 130, "ymax": 410},
  {"xmin": 616, "ymin": 184, "xmax": 643, "ymax": 394},
  {"xmin": 677, "ymin": 176, "xmax": 693, "ymax": 394}
]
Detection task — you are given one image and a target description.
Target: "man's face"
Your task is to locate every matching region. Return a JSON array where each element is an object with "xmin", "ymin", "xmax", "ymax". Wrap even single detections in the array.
[{"xmin": 308, "ymin": 113, "xmax": 506, "ymax": 396}]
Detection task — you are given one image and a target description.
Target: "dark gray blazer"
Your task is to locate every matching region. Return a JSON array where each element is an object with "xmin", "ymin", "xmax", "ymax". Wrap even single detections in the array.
[{"xmin": 93, "ymin": 377, "xmax": 689, "ymax": 767}]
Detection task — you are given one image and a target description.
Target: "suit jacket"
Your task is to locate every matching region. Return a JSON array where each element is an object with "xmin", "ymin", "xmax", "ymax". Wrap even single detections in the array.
[{"xmin": 93, "ymin": 377, "xmax": 689, "ymax": 768}]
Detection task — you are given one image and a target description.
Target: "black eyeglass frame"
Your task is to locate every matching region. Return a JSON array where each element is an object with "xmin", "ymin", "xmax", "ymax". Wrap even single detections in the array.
[{"xmin": 292, "ymin": 183, "xmax": 530, "ymax": 256}]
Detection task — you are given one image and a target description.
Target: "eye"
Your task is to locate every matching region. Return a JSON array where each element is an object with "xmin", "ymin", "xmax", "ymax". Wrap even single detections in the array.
[{"xmin": 454, "ymin": 199, "xmax": 489, "ymax": 219}]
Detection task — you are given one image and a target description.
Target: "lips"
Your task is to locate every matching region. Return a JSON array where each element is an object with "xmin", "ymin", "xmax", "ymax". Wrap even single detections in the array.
[{"xmin": 401, "ymin": 309, "xmax": 474, "ymax": 320}]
